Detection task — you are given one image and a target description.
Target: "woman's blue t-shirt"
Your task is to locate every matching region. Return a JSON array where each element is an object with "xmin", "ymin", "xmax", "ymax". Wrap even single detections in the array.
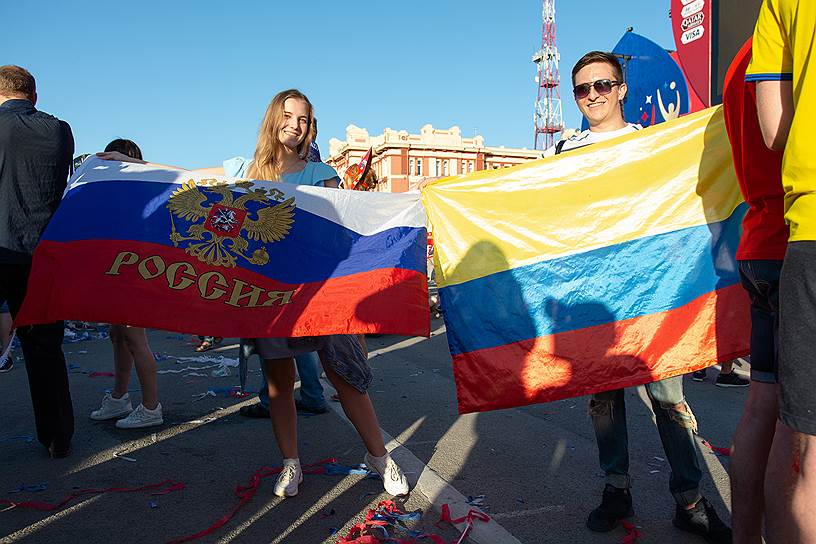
[{"xmin": 223, "ymin": 156, "xmax": 339, "ymax": 187}]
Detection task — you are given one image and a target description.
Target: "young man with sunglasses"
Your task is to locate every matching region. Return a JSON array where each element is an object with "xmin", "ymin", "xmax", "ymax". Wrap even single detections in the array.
[
  {"xmin": 544, "ymin": 51, "xmax": 640, "ymax": 157},
  {"xmin": 547, "ymin": 51, "xmax": 732, "ymax": 543}
]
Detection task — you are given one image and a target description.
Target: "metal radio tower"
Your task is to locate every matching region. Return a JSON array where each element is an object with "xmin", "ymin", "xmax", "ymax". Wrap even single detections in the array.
[{"xmin": 532, "ymin": 0, "xmax": 564, "ymax": 150}]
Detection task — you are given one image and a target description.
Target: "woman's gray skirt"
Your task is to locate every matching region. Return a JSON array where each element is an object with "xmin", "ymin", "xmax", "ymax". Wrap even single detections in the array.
[{"xmin": 252, "ymin": 335, "xmax": 372, "ymax": 393}]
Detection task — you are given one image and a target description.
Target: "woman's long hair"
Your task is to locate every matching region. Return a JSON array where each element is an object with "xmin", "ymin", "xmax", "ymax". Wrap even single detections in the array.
[{"xmin": 248, "ymin": 89, "xmax": 315, "ymax": 181}]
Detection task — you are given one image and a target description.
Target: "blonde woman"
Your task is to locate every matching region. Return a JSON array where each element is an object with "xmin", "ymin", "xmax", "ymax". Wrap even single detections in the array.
[{"xmin": 98, "ymin": 90, "xmax": 408, "ymax": 498}]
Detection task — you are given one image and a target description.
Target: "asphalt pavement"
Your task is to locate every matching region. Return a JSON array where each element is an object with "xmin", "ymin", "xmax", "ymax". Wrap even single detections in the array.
[{"xmin": 0, "ymin": 319, "xmax": 747, "ymax": 544}]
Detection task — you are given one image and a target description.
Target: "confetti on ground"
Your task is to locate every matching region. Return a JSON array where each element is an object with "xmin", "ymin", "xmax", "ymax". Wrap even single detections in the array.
[
  {"xmin": 336, "ymin": 500, "xmax": 446, "ymax": 544},
  {"xmin": 9, "ymin": 482, "xmax": 48, "ymax": 494},
  {"xmin": 165, "ymin": 459, "xmax": 335, "ymax": 543},
  {"xmin": 0, "ymin": 480, "xmax": 183, "ymax": 512},
  {"xmin": 1, "ymin": 435, "xmax": 34, "ymax": 444},
  {"xmin": 620, "ymin": 519, "xmax": 642, "ymax": 543},
  {"xmin": 113, "ymin": 452, "xmax": 137, "ymax": 462},
  {"xmin": 701, "ymin": 439, "xmax": 731, "ymax": 457},
  {"xmin": 466, "ymin": 495, "xmax": 488, "ymax": 510}
]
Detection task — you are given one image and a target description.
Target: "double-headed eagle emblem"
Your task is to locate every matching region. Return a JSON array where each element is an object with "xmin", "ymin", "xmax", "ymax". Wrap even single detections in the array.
[{"xmin": 167, "ymin": 179, "xmax": 295, "ymax": 268}]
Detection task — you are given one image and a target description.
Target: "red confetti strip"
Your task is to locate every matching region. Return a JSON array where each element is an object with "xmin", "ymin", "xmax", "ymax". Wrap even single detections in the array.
[
  {"xmin": 701, "ymin": 439, "xmax": 731, "ymax": 456},
  {"xmin": 0, "ymin": 480, "xmax": 183, "ymax": 512},
  {"xmin": 620, "ymin": 520, "xmax": 642, "ymax": 543},
  {"xmin": 437, "ymin": 503, "xmax": 491, "ymax": 544},
  {"xmin": 166, "ymin": 458, "xmax": 335, "ymax": 544},
  {"xmin": 88, "ymin": 371, "xmax": 115, "ymax": 378}
]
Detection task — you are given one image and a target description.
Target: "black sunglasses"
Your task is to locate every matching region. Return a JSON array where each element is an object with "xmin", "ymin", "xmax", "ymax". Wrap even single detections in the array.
[{"xmin": 572, "ymin": 79, "xmax": 622, "ymax": 99}]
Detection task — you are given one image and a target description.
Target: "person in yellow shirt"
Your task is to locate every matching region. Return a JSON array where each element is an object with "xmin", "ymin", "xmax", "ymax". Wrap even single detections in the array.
[{"xmin": 747, "ymin": 1, "xmax": 816, "ymax": 542}]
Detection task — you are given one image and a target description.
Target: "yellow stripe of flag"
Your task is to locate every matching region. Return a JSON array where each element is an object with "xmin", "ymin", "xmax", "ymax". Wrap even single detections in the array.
[{"xmin": 422, "ymin": 106, "xmax": 741, "ymax": 288}]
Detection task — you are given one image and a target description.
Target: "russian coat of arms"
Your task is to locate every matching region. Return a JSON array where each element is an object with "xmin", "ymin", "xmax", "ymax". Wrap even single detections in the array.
[{"xmin": 167, "ymin": 179, "xmax": 295, "ymax": 268}]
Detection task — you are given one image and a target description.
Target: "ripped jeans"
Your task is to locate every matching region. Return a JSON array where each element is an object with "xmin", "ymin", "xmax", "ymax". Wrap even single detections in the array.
[{"xmin": 590, "ymin": 375, "xmax": 702, "ymax": 506}]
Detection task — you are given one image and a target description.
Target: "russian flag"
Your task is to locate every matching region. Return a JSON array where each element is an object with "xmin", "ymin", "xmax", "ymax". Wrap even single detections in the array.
[
  {"xmin": 423, "ymin": 107, "xmax": 750, "ymax": 413},
  {"xmin": 16, "ymin": 157, "xmax": 429, "ymax": 338}
]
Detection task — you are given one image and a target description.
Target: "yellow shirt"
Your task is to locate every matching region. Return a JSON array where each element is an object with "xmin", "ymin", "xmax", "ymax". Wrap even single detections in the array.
[{"xmin": 746, "ymin": 0, "xmax": 816, "ymax": 241}]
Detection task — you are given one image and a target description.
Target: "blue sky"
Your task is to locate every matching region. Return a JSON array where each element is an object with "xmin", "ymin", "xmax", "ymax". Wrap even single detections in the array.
[{"xmin": 5, "ymin": 1, "xmax": 674, "ymax": 167}]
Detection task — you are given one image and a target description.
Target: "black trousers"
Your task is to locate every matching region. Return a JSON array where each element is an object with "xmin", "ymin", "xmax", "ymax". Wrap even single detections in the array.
[{"xmin": 0, "ymin": 262, "xmax": 73, "ymax": 449}]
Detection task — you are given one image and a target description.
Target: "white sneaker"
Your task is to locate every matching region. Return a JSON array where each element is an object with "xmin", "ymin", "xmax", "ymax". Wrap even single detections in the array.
[
  {"xmin": 274, "ymin": 460, "xmax": 303, "ymax": 498},
  {"xmin": 0, "ymin": 353, "xmax": 12, "ymax": 373},
  {"xmin": 90, "ymin": 392, "xmax": 132, "ymax": 420},
  {"xmin": 115, "ymin": 403, "xmax": 163, "ymax": 429},
  {"xmin": 365, "ymin": 452, "xmax": 410, "ymax": 496}
]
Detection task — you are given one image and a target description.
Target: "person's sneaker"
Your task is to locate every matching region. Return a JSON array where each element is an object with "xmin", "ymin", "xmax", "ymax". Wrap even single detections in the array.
[
  {"xmin": 0, "ymin": 353, "xmax": 13, "ymax": 373},
  {"xmin": 239, "ymin": 403, "xmax": 269, "ymax": 418},
  {"xmin": 365, "ymin": 452, "xmax": 410, "ymax": 496},
  {"xmin": 715, "ymin": 372, "xmax": 749, "ymax": 388},
  {"xmin": 90, "ymin": 392, "xmax": 132, "ymax": 420},
  {"xmin": 692, "ymin": 369, "xmax": 707, "ymax": 382},
  {"xmin": 274, "ymin": 460, "xmax": 303, "ymax": 498},
  {"xmin": 294, "ymin": 399, "xmax": 328, "ymax": 415},
  {"xmin": 115, "ymin": 403, "xmax": 163, "ymax": 429},
  {"xmin": 673, "ymin": 497, "xmax": 732, "ymax": 543},
  {"xmin": 586, "ymin": 484, "xmax": 634, "ymax": 532}
]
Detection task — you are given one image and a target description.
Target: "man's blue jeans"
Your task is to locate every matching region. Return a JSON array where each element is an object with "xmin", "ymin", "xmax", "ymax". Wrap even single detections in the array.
[
  {"xmin": 258, "ymin": 351, "xmax": 326, "ymax": 411},
  {"xmin": 590, "ymin": 375, "xmax": 702, "ymax": 506}
]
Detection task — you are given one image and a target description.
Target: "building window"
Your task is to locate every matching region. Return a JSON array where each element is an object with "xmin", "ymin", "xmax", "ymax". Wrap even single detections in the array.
[
  {"xmin": 468, "ymin": 160, "xmax": 474, "ymax": 172},
  {"xmin": 409, "ymin": 158, "xmax": 415, "ymax": 175},
  {"xmin": 434, "ymin": 159, "xmax": 441, "ymax": 177},
  {"xmin": 443, "ymin": 160, "xmax": 449, "ymax": 176},
  {"xmin": 416, "ymin": 159, "xmax": 422, "ymax": 176}
]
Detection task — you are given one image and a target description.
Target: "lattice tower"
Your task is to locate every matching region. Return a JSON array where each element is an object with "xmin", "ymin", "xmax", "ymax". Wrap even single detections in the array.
[{"xmin": 532, "ymin": 0, "xmax": 564, "ymax": 150}]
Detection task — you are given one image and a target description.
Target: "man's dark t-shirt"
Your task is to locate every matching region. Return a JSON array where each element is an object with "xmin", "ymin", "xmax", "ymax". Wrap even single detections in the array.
[{"xmin": 0, "ymin": 99, "xmax": 74, "ymax": 263}]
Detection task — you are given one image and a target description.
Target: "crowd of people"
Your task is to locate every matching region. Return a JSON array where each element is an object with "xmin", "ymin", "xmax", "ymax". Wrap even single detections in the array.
[{"xmin": 1, "ymin": 0, "xmax": 814, "ymax": 541}]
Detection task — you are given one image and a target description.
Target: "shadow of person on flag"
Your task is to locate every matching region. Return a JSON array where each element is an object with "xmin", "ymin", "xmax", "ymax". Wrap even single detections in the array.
[
  {"xmin": 543, "ymin": 297, "xmax": 654, "ymax": 402},
  {"xmin": 693, "ymin": 108, "xmax": 752, "ymax": 382},
  {"xmin": 428, "ymin": 240, "xmax": 540, "ymax": 413}
]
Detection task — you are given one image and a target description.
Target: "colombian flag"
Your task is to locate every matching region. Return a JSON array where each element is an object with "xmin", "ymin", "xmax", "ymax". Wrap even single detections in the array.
[
  {"xmin": 16, "ymin": 157, "xmax": 429, "ymax": 338},
  {"xmin": 423, "ymin": 107, "xmax": 750, "ymax": 413}
]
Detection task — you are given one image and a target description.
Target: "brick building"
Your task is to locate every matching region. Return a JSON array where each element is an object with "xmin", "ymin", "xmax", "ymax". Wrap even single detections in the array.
[{"xmin": 327, "ymin": 124, "xmax": 542, "ymax": 193}]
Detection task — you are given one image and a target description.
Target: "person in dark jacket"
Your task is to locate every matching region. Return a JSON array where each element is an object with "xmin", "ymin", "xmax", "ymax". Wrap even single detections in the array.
[{"xmin": 0, "ymin": 65, "xmax": 75, "ymax": 458}]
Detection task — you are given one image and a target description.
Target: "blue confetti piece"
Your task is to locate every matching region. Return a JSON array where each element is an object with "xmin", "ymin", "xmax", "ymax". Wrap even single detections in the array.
[
  {"xmin": 323, "ymin": 463, "xmax": 373, "ymax": 477},
  {"xmin": 2, "ymin": 435, "xmax": 34, "ymax": 443},
  {"xmin": 149, "ymin": 500, "xmax": 158, "ymax": 509},
  {"xmin": 10, "ymin": 482, "xmax": 48, "ymax": 493}
]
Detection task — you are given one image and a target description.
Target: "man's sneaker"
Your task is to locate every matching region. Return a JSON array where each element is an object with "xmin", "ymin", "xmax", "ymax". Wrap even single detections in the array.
[
  {"xmin": 587, "ymin": 484, "xmax": 634, "ymax": 532},
  {"xmin": 115, "ymin": 403, "xmax": 163, "ymax": 428},
  {"xmin": 274, "ymin": 460, "xmax": 303, "ymax": 498},
  {"xmin": 294, "ymin": 399, "xmax": 328, "ymax": 415},
  {"xmin": 691, "ymin": 369, "xmax": 707, "ymax": 382},
  {"xmin": 90, "ymin": 392, "xmax": 132, "ymax": 420},
  {"xmin": 715, "ymin": 372, "xmax": 749, "ymax": 388},
  {"xmin": 365, "ymin": 452, "xmax": 410, "ymax": 496},
  {"xmin": 673, "ymin": 497, "xmax": 732, "ymax": 543},
  {"xmin": 0, "ymin": 353, "xmax": 13, "ymax": 373}
]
